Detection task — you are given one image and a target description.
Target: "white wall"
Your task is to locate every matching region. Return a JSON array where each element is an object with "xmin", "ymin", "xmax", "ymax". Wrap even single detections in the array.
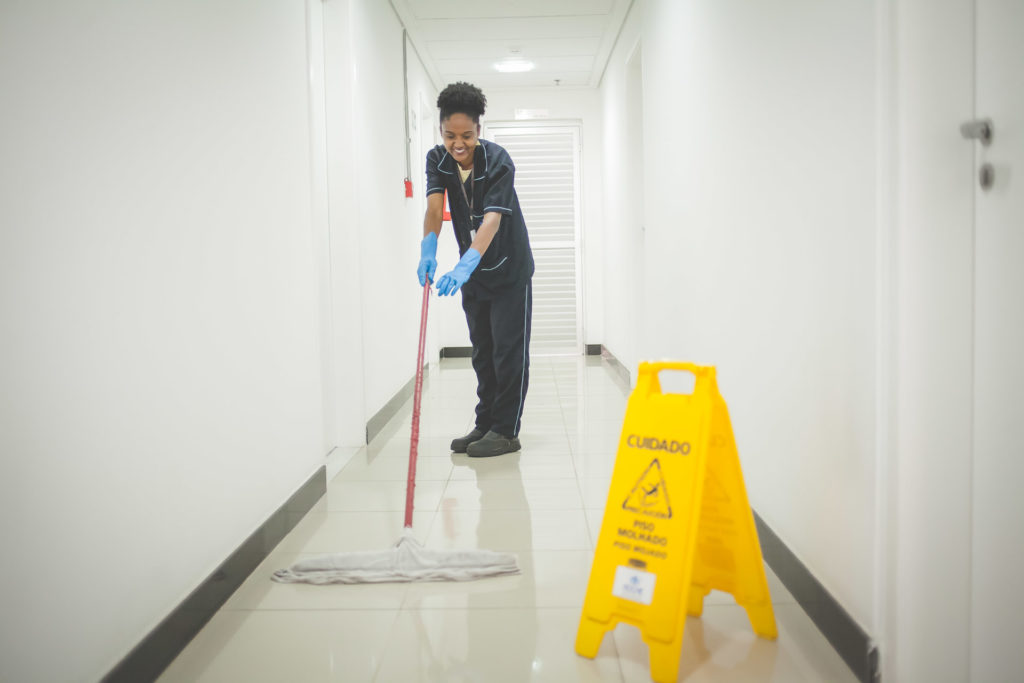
[
  {"xmin": 0, "ymin": 1, "xmax": 330, "ymax": 680},
  {"xmin": 599, "ymin": 7, "xmax": 644, "ymax": 374},
  {"xmin": 320, "ymin": 0, "xmax": 365, "ymax": 449},
  {"xmin": 601, "ymin": 0, "xmax": 884, "ymax": 637},
  {"xmin": 320, "ymin": 0, "xmax": 436, "ymax": 440},
  {"xmin": 348, "ymin": 0, "xmax": 436, "ymax": 415},
  {"xmin": 406, "ymin": 39, "xmax": 449, "ymax": 364}
]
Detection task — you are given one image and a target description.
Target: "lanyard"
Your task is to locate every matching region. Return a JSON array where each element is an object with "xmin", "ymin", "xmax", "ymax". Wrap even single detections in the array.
[{"xmin": 456, "ymin": 167, "xmax": 474, "ymax": 217}]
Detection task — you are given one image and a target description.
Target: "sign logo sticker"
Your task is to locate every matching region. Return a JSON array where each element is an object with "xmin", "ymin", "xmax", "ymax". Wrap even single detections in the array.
[
  {"xmin": 612, "ymin": 565, "xmax": 656, "ymax": 605},
  {"xmin": 623, "ymin": 459, "xmax": 672, "ymax": 519}
]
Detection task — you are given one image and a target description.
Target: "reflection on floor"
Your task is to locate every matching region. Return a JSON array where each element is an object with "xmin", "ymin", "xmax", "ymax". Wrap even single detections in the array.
[{"xmin": 159, "ymin": 356, "xmax": 859, "ymax": 682}]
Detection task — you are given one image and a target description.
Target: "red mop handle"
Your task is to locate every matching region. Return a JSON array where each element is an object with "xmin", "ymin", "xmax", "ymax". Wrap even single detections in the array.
[{"xmin": 404, "ymin": 282, "xmax": 430, "ymax": 528}]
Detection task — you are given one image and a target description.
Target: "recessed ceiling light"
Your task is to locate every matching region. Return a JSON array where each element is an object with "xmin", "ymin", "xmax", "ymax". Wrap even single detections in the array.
[{"xmin": 493, "ymin": 59, "xmax": 535, "ymax": 73}]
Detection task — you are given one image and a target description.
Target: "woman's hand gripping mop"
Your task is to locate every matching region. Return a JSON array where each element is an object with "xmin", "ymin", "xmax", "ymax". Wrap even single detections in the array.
[{"xmin": 273, "ymin": 282, "xmax": 520, "ymax": 584}]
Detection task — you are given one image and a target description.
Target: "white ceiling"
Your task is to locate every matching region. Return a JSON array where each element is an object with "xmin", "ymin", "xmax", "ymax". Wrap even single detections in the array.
[{"xmin": 390, "ymin": 0, "xmax": 634, "ymax": 90}]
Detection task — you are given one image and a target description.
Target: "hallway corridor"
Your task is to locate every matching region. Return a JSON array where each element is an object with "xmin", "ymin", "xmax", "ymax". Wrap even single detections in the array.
[{"xmin": 157, "ymin": 357, "xmax": 858, "ymax": 682}]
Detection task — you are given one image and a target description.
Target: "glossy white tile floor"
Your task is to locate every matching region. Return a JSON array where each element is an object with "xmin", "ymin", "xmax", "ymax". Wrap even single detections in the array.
[{"xmin": 159, "ymin": 357, "xmax": 859, "ymax": 683}]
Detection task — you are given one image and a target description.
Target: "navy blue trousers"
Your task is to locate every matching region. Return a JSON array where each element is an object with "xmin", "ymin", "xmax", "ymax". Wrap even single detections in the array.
[{"xmin": 461, "ymin": 281, "xmax": 532, "ymax": 437}]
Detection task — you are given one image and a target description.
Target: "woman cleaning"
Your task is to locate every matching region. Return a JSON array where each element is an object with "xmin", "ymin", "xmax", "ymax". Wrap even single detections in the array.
[{"xmin": 417, "ymin": 82, "xmax": 534, "ymax": 458}]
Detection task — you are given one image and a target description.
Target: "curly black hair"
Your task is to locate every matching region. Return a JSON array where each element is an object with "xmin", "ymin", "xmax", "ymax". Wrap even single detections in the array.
[{"xmin": 437, "ymin": 82, "xmax": 487, "ymax": 124}]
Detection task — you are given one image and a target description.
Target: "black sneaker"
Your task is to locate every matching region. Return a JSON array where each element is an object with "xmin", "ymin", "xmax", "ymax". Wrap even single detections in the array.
[
  {"xmin": 451, "ymin": 428, "xmax": 487, "ymax": 453},
  {"xmin": 466, "ymin": 430, "xmax": 521, "ymax": 458}
]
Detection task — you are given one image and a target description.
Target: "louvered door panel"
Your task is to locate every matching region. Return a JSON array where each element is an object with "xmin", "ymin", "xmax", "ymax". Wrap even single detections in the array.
[{"xmin": 487, "ymin": 126, "xmax": 582, "ymax": 356}]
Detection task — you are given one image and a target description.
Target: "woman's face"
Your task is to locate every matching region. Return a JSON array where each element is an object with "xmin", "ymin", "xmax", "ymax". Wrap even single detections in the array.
[{"xmin": 440, "ymin": 113, "xmax": 480, "ymax": 169}]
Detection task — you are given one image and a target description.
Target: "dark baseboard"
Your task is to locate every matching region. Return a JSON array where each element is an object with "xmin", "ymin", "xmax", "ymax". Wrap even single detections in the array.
[
  {"xmin": 440, "ymin": 346, "xmax": 473, "ymax": 359},
  {"xmin": 366, "ymin": 371, "xmax": 420, "ymax": 443},
  {"xmin": 599, "ymin": 345, "xmax": 632, "ymax": 393},
  {"xmin": 585, "ymin": 344, "xmax": 602, "ymax": 356},
  {"xmin": 102, "ymin": 466, "xmax": 327, "ymax": 683},
  {"xmin": 753, "ymin": 511, "xmax": 879, "ymax": 683}
]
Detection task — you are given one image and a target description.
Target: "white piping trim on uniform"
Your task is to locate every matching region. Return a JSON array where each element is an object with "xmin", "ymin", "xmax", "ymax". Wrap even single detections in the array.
[
  {"xmin": 479, "ymin": 257, "xmax": 508, "ymax": 272},
  {"xmin": 427, "ymin": 187, "xmax": 445, "ymax": 195},
  {"xmin": 474, "ymin": 141, "xmax": 489, "ymax": 180},
  {"xmin": 436, "ymin": 150, "xmax": 454, "ymax": 175},
  {"xmin": 483, "ymin": 205, "xmax": 511, "ymax": 213},
  {"xmin": 513, "ymin": 283, "xmax": 529, "ymax": 436}
]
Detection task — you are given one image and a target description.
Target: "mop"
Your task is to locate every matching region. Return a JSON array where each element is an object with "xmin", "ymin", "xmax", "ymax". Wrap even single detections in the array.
[{"xmin": 272, "ymin": 283, "xmax": 520, "ymax": 584}]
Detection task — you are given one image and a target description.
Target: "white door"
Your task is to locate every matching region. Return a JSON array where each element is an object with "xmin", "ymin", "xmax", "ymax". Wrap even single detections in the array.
[
  {"xmin": 485, "ymin": 124, "xmax": 583, "ymax": 356},
  {"xmin": 970, "ymin": 1, "xmax": 1024, "ymax": 679}
]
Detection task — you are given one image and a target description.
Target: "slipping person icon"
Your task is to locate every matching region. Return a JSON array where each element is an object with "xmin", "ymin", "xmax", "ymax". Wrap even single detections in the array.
[{"xmin": 417, "ymin": 82, "xmax": 534, "ymax": 458}]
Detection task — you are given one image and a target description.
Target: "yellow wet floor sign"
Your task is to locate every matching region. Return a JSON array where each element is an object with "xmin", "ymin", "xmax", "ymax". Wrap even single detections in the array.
[{"xmin": 576, "ymin": 362, "xmax": 777, "ymax": 682}]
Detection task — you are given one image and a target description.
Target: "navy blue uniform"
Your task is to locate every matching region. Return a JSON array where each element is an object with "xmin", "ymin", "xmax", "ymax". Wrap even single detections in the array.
[{"xmin": 426, "ymin": 139, "xmax": 534, "ymax": 437}]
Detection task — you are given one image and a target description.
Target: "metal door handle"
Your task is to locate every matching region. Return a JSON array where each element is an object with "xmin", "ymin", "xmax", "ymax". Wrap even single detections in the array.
[{"xmin": 960, "ymin": 119, "xmax": 993, "ymax": 145}]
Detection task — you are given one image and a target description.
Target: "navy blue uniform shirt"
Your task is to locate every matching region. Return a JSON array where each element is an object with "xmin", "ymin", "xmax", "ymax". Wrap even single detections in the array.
[{"xmin": 425, "ymin": 139, "xmax": 534, "ymax": 294}]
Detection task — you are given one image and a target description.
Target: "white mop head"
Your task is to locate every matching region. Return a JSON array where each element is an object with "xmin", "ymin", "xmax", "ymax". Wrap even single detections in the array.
[{"xmin": 271, "ymin": 532, "xmax": 520, "ymax": 584}]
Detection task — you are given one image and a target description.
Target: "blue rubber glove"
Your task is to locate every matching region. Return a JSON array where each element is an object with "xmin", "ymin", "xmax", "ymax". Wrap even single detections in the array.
[
  {"xmin": 417, "ymin": 232, "xmax": 438, "ymax": 286},
  {"xmin": 436, "ymin": 248, "xmax": 481, "ymax": 296}
]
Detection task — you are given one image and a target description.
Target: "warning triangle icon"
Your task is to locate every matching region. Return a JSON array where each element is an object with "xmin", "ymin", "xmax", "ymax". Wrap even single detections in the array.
[
  {"xmin": 703, "ymin": 471, "xmax": 730, "ymax": 503},
  {"xmin": 623, "ymin": 459, "xmax": 673, "ymax": 519}
]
